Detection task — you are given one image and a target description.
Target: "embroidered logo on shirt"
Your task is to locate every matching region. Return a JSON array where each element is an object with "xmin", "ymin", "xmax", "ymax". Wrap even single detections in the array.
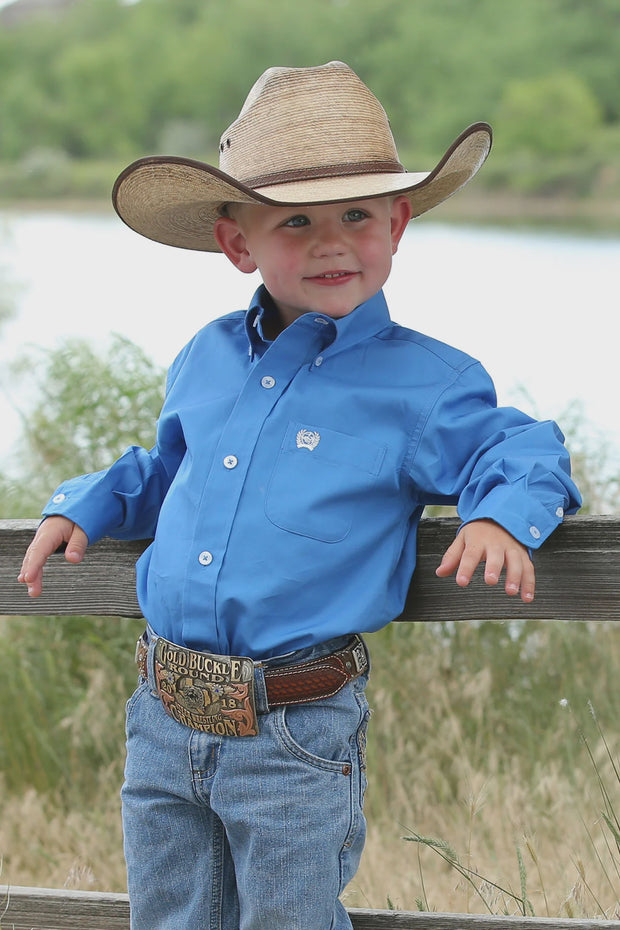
[{"xmin": 296, "ymin": 429, "xmax": 321, "ymax": 451}]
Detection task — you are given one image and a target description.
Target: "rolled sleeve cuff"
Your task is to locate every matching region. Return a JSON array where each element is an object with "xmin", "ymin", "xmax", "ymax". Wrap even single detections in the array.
[
  {"xmin": 459, "ymin": 485, "xmax": 568, "ymax": 549},
  {"xmin": 41, "ymin": 477, "xmax": 123, "ymax": 546}
]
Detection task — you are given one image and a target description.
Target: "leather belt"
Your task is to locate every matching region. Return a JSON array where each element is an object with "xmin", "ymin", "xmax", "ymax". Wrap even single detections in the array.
[
  {"xmin": 135, "ymin": 633, "xmax": 368, "ymax": 734},
  {"xmin": 260, "ymin": 635, "xmax": 369, "ymax": 707}
]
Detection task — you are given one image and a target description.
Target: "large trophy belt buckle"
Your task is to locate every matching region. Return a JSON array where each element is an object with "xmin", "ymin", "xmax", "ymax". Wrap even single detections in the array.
[{"xmin": 154, "ymin": 638, "xmax": 259, "ymax": 737}]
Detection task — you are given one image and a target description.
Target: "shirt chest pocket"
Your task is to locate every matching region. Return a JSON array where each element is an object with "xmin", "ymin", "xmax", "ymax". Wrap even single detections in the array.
[{"xmin": 265, "ymin": 421, "xmax": 387, "ymax": 543}]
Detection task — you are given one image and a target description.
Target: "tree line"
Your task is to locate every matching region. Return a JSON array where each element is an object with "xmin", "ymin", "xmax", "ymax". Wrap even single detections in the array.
[{"xmin": 1, "ymin": 0, "xmax": 619, "ymax": 199}]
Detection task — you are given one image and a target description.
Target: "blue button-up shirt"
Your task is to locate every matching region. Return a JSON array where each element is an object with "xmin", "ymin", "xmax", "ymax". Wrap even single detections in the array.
[{"xmin": 44, "ymin": 287, "xmax": 581, "ymax": 659}]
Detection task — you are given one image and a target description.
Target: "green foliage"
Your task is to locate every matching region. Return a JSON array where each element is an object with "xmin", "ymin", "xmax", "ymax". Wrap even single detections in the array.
[
  {"xmin": 0, "ymin": 155, "xmax": 117, "ymax": 199},
  {"xmin": 486, "ymin": 72, "xmax": 607, "ymax": 196},
  {"xmin": 10, "ymin": 334, "xmax": 165, "ymax": 507},
  {"xmin": 496, "ymin": 73, "xmax": 603, "ymax": 158},
  {"xmin": 0, "ymin": 333, "xmax": 165, "ymax": 517},
  {"xmin": 0, "ymin": 0, "xmax": 619, "ymax": 198},
  {"xmin": 0, "ymin": 614, "xmax": 142, "ymax": 798},
  {"xmin": 0, "ymin": 332, "xmax": 162, "ymax": 807},
  {"xmin": 0, "ymin": 227, "xmax": 18, "ymax": 330}
]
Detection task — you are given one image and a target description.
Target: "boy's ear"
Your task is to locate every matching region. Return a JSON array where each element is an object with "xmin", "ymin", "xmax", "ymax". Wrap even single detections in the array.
[
  {"xmin": 390, "ymin": 195, "xmax": 413, "ymax": 255},
  {"xmin": 214, "ymin": 216, "xmax": 258, "ymax": 273}
]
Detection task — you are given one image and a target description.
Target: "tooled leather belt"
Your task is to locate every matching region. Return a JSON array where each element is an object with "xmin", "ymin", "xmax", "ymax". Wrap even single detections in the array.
[{"xmin": 135, "ymin": 632, "xmax": 369, "ymax": 737}]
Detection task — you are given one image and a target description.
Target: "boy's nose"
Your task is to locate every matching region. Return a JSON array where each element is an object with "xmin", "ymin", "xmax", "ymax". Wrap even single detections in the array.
[{"xmin": 311, "ymin": 224, "xmax": 347, "ymax": 257}]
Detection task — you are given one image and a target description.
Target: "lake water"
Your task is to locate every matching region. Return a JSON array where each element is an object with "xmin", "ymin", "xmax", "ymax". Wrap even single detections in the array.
[{"xmin": 1, "ymin": 208, "xmax": 618, "ymax": 481}]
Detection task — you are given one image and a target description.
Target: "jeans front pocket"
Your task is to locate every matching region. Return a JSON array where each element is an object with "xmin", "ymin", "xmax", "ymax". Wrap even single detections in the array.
[
  {"xmin": 274, "ymin": 683, "xmax": 365, "ymax": 773},
  {"xmin": 125, "ymin": 680, "xmax": 150, "ymax": 732}
]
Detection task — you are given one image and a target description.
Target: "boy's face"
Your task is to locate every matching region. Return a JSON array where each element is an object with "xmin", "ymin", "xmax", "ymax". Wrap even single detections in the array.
[{"xmin": 214, "ymin": 196, "xmax": 412, "ymax": 329}]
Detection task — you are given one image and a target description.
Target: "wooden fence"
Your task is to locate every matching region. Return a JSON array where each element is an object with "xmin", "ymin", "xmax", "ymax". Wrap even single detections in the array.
[{"xmin": 1, "ymin": 514, "xmax": 619, "ymax": 930}]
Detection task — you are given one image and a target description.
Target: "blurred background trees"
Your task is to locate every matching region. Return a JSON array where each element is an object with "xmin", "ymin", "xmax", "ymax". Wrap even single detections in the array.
[{"xmin": 0, "ymin": 0, "xmax": 619, "ymax": 200}]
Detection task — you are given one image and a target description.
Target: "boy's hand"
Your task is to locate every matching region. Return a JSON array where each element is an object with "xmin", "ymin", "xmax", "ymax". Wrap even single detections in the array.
[
  {"xmin": 435, "ymin": 518, "xmax": 535, "ymax": 602},
  {"xmin": 18, "ymin": 516, "xmax": 88, "ymax": 598}
]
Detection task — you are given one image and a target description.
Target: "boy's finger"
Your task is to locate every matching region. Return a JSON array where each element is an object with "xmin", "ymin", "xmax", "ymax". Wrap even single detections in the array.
[
  {"xmin": 20, "ymin": 537, "xmax": 56, "ymax": 579},
  {"xmin": 503, "ymin": 548, "xmax": 523, "ymax": 597},
  {"xmin": 454, "ymin": 545, "xmax": 485, "ymax": 588},
  {"xmin": 17, "ymin": 517, "xmax": 85, "ymax": 597},
  {"xmin": 435, "ymin": 537, "xmax": 465, "ymax": 577},
  {"xmin": 65, "ymin": 525, "xmax": 88, "ymax": 563},
  {"xmin": 517, "ymin": 556, "xmax": 536, "ymax": 603},
  {"xmin": 26, "ymin": 572, "xmax": 44, "ymax": 598},
  {"xmin": 482, "ymin": 546, "xmax": 505, "ymax": 587},
  {"xmin": 18, "ymin": 540, "xmax": 50, "ymax": 596},
  {"xmin": 502, "ymin": 548, "xmax": 536, "ymax": 602}
]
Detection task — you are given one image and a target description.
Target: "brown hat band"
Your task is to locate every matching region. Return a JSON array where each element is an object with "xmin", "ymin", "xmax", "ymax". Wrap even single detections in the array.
[{"xmin": 244, "ymin": 159, "xmax": 406, "ymax": 190}]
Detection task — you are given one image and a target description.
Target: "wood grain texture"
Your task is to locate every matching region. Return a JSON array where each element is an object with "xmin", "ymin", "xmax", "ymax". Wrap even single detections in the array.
[
  {"xmin": 3, "ymin": 887, "xmax": 620, "ymax": 930},
  {"xmin": 402, "ymin": 515, "xmax": 620, "ymax": 622},
  {"xmin": 1, "ymin": 515, "xmax": 617, "ymax": 621}
]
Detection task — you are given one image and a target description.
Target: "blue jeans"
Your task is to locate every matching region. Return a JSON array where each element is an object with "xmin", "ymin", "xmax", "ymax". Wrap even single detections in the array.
[{"xmin": 121, "ymin": 634, "xmax": 370, "ymax": 929}]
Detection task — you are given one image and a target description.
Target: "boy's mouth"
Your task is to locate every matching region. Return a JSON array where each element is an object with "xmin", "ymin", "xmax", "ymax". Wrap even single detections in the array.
[{"xmin": 307, "ymin": 271, "xmax": 358, "ymax": 284}]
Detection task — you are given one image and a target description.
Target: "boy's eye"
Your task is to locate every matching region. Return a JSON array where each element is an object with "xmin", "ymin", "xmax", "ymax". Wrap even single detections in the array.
[
  {"xmin": 283, "ymin": 215, "xmax": 310, "ymax": 228},
  {"xmin": 344, "ymin": 208, "xmax": 369, "ymax": 222}
]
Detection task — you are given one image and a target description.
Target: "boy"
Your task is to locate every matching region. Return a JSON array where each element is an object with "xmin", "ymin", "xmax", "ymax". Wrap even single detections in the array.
[{"xmin": 19, "ymin": 62, "xmax": 580, "ymax": 929}]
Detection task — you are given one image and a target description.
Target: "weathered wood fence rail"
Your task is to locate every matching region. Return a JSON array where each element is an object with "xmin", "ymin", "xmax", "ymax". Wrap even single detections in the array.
[{"xmin": 1, "ymin": 514, "xmax": 619, "ymax": 930}]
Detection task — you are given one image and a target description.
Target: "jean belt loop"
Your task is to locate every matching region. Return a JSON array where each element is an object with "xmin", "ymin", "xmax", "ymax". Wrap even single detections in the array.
[
  {"xmin": 143, "ymin": 627, "xmax": 159, "ymax": 694},
  {"xmin": 252, "ymin": 664, "xmax": 270, "ymax": 715}
]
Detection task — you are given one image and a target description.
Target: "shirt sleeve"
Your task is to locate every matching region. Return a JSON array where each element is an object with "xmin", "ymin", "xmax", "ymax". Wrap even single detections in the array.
[
  {"xmin": 40, "ymin": 345, "xmax": 190, "ymax": 544},
  {"xmin": 408, "ymin": 359, "xmax": 582, "ymax": 548}
]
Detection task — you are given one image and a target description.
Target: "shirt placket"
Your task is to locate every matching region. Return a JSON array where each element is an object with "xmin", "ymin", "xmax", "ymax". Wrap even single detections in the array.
[{"xmin": 181, "ymin": 316, "xmax": 330, "ymax": 652}]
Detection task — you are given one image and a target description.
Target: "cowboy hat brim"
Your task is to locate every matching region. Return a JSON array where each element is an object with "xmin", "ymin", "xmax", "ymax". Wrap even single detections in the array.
[{"xmin": 112, "ymin": 121, "xmax": 492, "ymax": 253}]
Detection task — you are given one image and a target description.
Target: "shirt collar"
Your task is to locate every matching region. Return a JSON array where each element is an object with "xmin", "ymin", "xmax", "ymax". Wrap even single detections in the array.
[
  {"xmin": 325, "ymin": 288, "xmax": 393, "ymax": 357},
  {"xmin": 245, "ymin": 287, "xmax": 279, "ymax": 359},
  {"xmin": 245, "ymin": 285, "xmax": 393, "ymax": 360}
]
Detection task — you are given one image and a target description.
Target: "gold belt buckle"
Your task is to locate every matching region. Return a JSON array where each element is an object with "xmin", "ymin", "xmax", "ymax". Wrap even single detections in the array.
[{"xmin": 154, "ymin": 637, "xmax": 259, "ymax": 737}]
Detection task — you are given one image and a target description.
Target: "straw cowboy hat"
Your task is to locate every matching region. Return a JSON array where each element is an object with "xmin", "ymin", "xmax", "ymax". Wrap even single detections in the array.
[{"xmin": 113, "ymin": 61, "xmax": 492, "ymax": 252}]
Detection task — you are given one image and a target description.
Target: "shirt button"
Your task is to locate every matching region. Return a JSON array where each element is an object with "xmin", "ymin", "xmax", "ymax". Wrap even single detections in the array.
[
  {"xmin": 223, "ymin": 455, "xmax": 238, "ymax": 469},
  {"xmin": 555, "ymin": 506, "xmax": 564, "ymax": 518},
  {"xmin": 52, "ymin": 493, "xmax": 66, "ymax": 504},
  {"xmin": 198, "ymin": 550, "xmax": 213, "ymax": 566},
  {"xmin": 529, "ymin": 526, "xmax": 541, "ymax": 540},
  {"xmin": 315, "ymin": 356, "xmax": 324, "ymax": 367},
  {"xmin": 261, "ymin": 376, "xmax": 276, "ymax": 389}
]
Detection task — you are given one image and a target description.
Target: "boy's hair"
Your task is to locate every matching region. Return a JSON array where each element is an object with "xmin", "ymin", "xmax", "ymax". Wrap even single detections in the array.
[{"xmin": 112, "ymin": 61, "xmax": 492, "ymax": 253}]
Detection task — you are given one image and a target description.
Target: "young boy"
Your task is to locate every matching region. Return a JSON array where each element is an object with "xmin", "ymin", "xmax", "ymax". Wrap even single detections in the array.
[{"xmin": 19, "ymin": 62, "xmax": 580, "ymax": 929}]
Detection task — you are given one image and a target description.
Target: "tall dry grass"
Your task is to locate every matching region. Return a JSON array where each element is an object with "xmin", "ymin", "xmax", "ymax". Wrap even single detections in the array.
[
  {"xmin": 349, "ymin": 621, "xmax": 620, "ymax": 917},
  {"xmin": 0, "ymin": 615, "xmax": 137, "ymax": 893},
  {"xmin": 1, "ymin": 616, "xmax": 620, "ymax": 916}
]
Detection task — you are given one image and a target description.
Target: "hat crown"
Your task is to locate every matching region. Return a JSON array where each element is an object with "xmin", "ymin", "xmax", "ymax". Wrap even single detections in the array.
[
  {"xmin": 112, "ymin": 60, "xmax": 492, "ymax": 252},
  {"xmin": 218, "ymin": 61, "xmax": 403, "ymax": 189}
]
